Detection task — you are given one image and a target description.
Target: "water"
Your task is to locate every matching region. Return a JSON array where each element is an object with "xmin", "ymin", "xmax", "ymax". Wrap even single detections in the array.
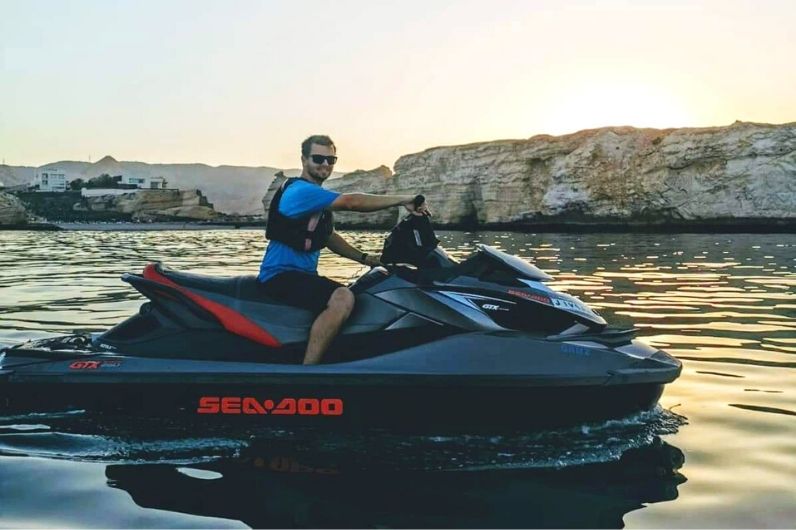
[{"xmin": 0, "ymin": 229, "xmax": 794, "ymax": 528}]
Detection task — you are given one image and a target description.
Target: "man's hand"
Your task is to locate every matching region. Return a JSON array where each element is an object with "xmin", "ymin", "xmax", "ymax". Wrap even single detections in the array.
[
  {"xmin": 363, "ymin": 253, "xmax": 383, "ymax": 267},
  {"xmin": 404, "ymin": 194, "xmax": 432, "ymax": 216}
]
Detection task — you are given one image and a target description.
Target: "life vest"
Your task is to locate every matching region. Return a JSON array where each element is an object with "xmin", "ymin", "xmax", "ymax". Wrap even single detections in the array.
[{"xmin": 265, "ymin": 178, "xmax": 334, "ymax": 252}]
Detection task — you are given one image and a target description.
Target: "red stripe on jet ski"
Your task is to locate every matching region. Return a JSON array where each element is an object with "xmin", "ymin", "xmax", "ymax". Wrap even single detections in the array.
[{"xmin": 143, "ymin": 264, "xmax": 281, "ymax": 348}]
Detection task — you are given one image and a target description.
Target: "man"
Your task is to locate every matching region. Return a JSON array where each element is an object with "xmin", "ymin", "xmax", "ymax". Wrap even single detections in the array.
[{"xmin": 259, "ymin": 134, "xmax": 429, "ymax": 365}]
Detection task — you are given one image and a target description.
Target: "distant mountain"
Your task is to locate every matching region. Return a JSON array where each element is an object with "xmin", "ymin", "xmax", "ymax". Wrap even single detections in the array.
[
  {"xmin": 0, "ymin": 165, "xmax": 35, "ymax": 188},
  {"xmin": 0, "ymin": 158, "xmax": 342, "ymax": 214}
]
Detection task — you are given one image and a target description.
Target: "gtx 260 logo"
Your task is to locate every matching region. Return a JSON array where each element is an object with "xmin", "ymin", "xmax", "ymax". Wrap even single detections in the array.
[
  {"xmin": 69, "ymin": 360, "xmax": 122, "ymax": 370},
  {"xmin": 197, "ymin": 397, "xmax": 344, "ymax": 416}
]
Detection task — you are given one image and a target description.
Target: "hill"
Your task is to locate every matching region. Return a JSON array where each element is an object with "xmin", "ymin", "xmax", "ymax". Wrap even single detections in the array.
[{"xmin": 0, "ymin": 159, "xmax": 341, "ymax": 214}]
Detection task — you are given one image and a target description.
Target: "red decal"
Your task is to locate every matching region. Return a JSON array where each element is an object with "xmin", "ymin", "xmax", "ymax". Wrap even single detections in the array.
[
  {"xmin": 69, "ymin": 361, "xmax": 101, "ymax": 370},
  {"xmin": 221, "ymin": 397, "xmax": 242, "ymax": 414},
  {"xmin": 243, "ymin": 397, "xmax": 267, "ymax": 414},
  {"xmin": 508, "ymin": 289, "xmax": 551, "ymax": 304},
  {"xmin": 196, "ymin": 396, "xmax": 344, "ymax": 417},
  {"xmin": 298, "ymin": 398, "xmax": 320, "ymax": 415},
  {"xmin": 197, "ymin": 396, "xmax": 220, "ymax": 414},
  {"xmin": 321, "ymin": 398, "xmax": 344, "ymax": 416},
  {"xmin": 143, "ymin": 264, "xmax": 280, "ymax": 348},
  {"xmin": 272, "ymin": 398, "xmax": 297, "ymax": 415}
]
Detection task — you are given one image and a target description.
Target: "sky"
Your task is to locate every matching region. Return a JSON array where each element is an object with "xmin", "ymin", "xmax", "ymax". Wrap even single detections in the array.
[{"xmin": 1, "ymin": 0, "xmax": 794, "ymax": 172}]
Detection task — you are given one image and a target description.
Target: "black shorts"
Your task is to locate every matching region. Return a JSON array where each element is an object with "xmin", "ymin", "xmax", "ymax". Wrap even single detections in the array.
[{"xmin": 259, "ymin": 271, "xmax": 344, "ymax": 315}]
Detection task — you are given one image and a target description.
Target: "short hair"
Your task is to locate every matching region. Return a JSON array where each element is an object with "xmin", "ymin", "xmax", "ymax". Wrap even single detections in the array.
[{"xmin": 301, "ymin": 135, "xmax": 336, "ymax": 158}]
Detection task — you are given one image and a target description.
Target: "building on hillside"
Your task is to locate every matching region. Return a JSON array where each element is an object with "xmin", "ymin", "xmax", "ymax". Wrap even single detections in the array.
[
  {"xmin": 32, "ymin": 168, "xmax": 67, "ymax": 192},
  {"xmin": 149, "ymin": 176, "xmax": 168, "ymax": 189},
  {"xmin": 119, "ymin": 175, "xmax": 168, "ymax": 189}
]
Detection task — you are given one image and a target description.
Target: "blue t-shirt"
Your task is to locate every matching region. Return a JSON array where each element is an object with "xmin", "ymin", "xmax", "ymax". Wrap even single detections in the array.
[{"xmin": 258, "ymin": 179, "xmax": 341, "ymax": 283}]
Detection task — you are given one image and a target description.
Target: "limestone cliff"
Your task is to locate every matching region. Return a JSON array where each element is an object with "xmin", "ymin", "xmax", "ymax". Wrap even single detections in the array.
[
  {"xmin": 0, "ymin": 192, "xmax": 30, "ymax": 225},
  {"xmin": 301, "ymin": 122, "xmax": 795, "ymax": 229},
  {"xmin": 325, "ymin": 166, "xmax": 395, "ymax": 227},
  {"xmin": 262, "ymin": 171, "xmax": 287, "ymax": 220},
  {"xmin": 76, "ymin": 189, "xmax": 220, "ymax": 221}
]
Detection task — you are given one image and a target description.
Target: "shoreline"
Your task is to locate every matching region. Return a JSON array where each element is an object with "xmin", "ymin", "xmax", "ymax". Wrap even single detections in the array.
[{"xmin": 1, "ymin": 219, "xmax": 794, "ymax": 234}]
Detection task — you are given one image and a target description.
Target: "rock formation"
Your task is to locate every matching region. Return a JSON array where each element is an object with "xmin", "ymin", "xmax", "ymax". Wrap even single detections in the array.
[
  {"xmin": 325, "ymin": 166, "xmax": 395, "ymax": 227},
  {"xmin": 262, "ymin": 171, "xmax": 287, "ymax": 220},
  {"xmin": 0, "ymin": 192, "xmax": 30, "ymax": 224},
  {"xmin": 401, "ymin": 121, "xmax": 796, "ymax": 226},
  {"xmin": 285, "ymin": 121, "xmax": 794, "ymax": 229},
  {"xmin": 77, "ymin": 189, "xmax": 220, "ymax": 221}
]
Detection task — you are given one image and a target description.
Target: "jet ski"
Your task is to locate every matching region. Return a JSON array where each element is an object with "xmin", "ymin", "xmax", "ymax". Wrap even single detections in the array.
[{"xmin": 0, "ymin": 215, "xmax": 681, "ymax": 431}]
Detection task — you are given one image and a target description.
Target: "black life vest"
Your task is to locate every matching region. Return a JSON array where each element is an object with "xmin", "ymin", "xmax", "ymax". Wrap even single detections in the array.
[{"xmin": 265, "ymin": 178, "xmax": 334, "ymax": 252}]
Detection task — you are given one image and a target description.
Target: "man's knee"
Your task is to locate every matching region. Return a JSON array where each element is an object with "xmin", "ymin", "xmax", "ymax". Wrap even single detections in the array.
[{"xmin": 327, "ymin": 287, "xmax": 355, "ymax": 315}]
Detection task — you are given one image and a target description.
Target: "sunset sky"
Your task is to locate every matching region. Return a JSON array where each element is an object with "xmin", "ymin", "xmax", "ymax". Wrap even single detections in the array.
[{"xmin": 2, "ymin": 0, "xmax": 794, "ymax": 172}]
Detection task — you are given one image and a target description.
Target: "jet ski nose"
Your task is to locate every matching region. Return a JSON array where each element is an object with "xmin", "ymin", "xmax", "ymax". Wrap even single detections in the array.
[
  {"xmin": 605, "ymin": 347, "xmax": 682, "ymax": 386},
  {"xmin": 634, "ymin": 349, "xmax": 681, "ymax": 372}
]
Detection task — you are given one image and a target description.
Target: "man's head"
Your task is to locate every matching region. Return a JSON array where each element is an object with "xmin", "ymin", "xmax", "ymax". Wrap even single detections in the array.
[{"xmin": 301, "ymin": 135, "xmax": 337, "ymax": 184}]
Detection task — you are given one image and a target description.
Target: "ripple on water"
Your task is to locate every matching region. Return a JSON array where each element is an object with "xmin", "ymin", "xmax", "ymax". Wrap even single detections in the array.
[
  {"xmin": 0, "ymin": 407, "xmax": 687, "ymax": 469},
  {"xmin": 0, "ymin": 230, "xmax": 794, "ymax": 526}
]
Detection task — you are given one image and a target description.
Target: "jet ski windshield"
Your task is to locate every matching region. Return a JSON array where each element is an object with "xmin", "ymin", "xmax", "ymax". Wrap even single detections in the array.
[
  {"xmin": 476, "ymin": 245, "xmax": 552, "ymax": 282},
  {"xmin": 380, "ymin": 215, "xmax": 550, "ymax": 285}
]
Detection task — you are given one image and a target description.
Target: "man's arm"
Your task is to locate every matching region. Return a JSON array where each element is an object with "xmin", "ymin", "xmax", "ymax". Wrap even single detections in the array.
[
  {"xmin": 330, "ymin": 193, "xmax": 415, "ymax": 213},
  {"xmin": 326, "ymin": 231, "xmax": 381, "ymax": 266}
]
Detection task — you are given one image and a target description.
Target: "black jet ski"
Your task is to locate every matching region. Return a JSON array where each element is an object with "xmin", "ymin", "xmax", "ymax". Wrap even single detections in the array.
[{"xmin": 0, "ymin": 215, "xmax": 681, "ymax": 431}]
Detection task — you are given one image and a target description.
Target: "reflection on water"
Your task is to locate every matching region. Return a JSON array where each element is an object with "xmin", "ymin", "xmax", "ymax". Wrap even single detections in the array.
[
  {"xmin": 0, "ymin": 229, "xmax": 794, "ymax": 527},
  {"xmin": 0, "ymin": 407, "xmax": 686, "ymax": 528},
  {"xmin": 103, "ymin": 437, "xmax": 684, "ymax": 529}
]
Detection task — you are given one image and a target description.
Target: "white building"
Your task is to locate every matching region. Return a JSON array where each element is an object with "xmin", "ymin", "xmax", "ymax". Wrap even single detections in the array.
[
  {"xmin": 120, "ymin": 175, "xmax": 168, "ymax": 189},
  {"xmin": 33, "ymin": 168, "xmax": 67, "ymax": 192},
  {"xmin": 149, "ymin": 176, "xmax": 167, "ymax": 189}
]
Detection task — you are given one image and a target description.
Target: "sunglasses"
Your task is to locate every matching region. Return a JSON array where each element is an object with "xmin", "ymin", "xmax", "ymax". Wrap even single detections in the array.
[{"xmin": 310, "ymin": 154, "xmax": 338, "ymax": 165}]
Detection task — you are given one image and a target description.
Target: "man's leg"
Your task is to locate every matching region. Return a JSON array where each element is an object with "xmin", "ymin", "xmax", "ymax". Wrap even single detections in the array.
[{"xmin": 303, "ymin": 287, "xmax": 355, "ymax": 365}]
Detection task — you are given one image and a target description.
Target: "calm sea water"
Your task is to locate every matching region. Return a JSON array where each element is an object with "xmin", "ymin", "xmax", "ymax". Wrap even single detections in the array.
[{"xmin": 0, "ymin": 228, "xmax": 793, "ymax": 528}]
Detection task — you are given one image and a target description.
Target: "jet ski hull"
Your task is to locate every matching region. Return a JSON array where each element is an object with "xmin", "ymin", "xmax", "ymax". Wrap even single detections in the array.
[
  {"xmin": 0, "ymin": 331, "xmax": 680, "ymax": 431},
  {"xmin": 0, "ymin": 377, "xmax": 669, "ymax": 431}
]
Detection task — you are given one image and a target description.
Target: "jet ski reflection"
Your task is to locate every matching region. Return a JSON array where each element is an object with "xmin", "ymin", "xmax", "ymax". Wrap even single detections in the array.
[{"xmin": 105, "ymin": 437, "xmax": 685, "ymax": 529}]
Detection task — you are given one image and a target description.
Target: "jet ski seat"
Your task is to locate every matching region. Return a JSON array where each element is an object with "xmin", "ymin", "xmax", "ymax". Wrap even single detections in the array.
[{"xmin": 149, "ymin": 262, "xmax": 274, "ymax": 302}]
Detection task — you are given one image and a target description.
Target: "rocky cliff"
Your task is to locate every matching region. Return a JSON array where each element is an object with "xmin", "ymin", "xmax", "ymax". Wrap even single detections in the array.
[
  {"xmin": 77, "ymin": 189, "xmax": 219, "ymax": 221},
  {"xmin": 304, "ymin": 121, "xmax": 795, "ymax": 230},
  {"xmin": 261, "ymin": 171, "xmax": 286, "ymax": 219},
  {"xmin": 0, "ymin": 192, "xmax": 31, "ymax": 225}
]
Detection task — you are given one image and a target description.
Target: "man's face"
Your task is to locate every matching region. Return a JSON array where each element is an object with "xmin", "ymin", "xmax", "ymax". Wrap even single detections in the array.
[{"xmin": 302, "ymin": 143, "xmax": 336, "ymax": 183}]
